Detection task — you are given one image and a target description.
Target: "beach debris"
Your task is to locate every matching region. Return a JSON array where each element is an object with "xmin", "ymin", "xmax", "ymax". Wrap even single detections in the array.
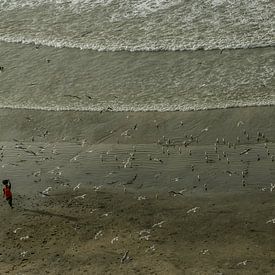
[
  {"xmin": 73, "ymin": 183, "xmax": 81, "ymax": 191},
  {"xmin": 187, "ymin": 207, "xmax": 200, "ymax": 214},
  {"xmin": 152, "ymin": 221, "xmax": 165, "ymax": 228},
  {"xmin": 137, "ymin": 196, "xmax": 146, "ymax": 200},
  {"xmin": 20, "ymin": 251, "xmax": 28, "ymax": 257},
  {"xmin": 266, "ymin": 218, "xmax": 275, "ymax": 224},
  {"xmin": 146, "ymin": 245, "xmax": 156, "ymax": 252},
  {"xmin": 94, "ymin": 230, "xmax": 103, "ymax": 240},
  {"xmin": 120, "ymin": 250, "xmax": 130, "ymax": 263},
  {"xmin": 13, "ymin": 228, "xmax": 22, "ymax": 234},
  {"xmin": 20, "ymin": 236, "xmax": 30, "ymax": 241},
  {"xmin": 270, "ymin": 183, "xmax": 275, "ymax": 192},
  {"xmin": 111, "ymin": 237, "xmax": 119, "ymax": 244},
  {"xmin": 240, "ymin": 148, "xmax": 252, "ymax": 155},
  {"xmin": 74, "ymin": 194, "xmax": 86, "ymax": 199},
  {"xmin": 237, "ymin": 260, "xmax": 249, "ymax": 266}
]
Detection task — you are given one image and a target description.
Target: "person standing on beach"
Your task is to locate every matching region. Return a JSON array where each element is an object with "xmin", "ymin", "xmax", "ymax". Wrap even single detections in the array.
[{"xmin": 2, "ymin": 179, "xmax": 13, "ymax": 209}]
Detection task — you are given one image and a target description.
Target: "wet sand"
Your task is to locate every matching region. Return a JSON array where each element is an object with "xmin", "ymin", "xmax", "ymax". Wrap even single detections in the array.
[{"xmin": 0, "ymin": 106, "xmax": 274, "ymax": 274}]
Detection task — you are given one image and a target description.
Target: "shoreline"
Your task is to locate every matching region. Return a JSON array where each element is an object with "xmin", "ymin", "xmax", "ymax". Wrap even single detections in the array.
[{"xmin": 0, "ymin": 102, "xmax": 274, "ymax": 113}]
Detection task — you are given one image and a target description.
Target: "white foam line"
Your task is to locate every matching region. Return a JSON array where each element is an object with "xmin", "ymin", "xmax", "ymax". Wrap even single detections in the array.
[
  {"xmin": 0, "ymin": 34, "xmax": 273, "ymax": 52},
  {"xmin": 0, "ymin": 101, "xmax": 274, "ymax": 113}
]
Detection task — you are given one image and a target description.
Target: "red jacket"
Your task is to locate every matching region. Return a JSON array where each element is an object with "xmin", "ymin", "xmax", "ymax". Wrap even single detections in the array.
[{"xmin": 3, "ymin": 186, "xmax": 12, "ymax": 198}]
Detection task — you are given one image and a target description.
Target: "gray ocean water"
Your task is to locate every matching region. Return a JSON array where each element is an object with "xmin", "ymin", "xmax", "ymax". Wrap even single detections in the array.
[{"xmin": 0, "ymin": 0, "xmax": 274, "ymax": 112}]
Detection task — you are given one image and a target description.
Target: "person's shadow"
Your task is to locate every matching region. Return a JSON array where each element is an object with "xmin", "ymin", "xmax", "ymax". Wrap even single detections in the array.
[{"xmin": 22, "ymin": 208, "xmax": 78, "ymax": 221}]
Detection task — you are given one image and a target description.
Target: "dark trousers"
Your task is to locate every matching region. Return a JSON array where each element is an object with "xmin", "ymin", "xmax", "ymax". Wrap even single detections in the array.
[{"xmin": 6, "ymin": 197, "xmax": 13, "ymax": 208}]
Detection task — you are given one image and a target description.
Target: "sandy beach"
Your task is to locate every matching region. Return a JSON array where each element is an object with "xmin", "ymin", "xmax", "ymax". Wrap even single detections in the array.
[{"xmin": 0, "ymin": 106, "xmax": 274, "ymax": 274}]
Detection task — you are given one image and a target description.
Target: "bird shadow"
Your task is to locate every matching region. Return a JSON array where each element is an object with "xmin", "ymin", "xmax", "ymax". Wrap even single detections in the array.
[{"xmin": 22, "ymin": 208, "xmax": 78, "ymax": 221}]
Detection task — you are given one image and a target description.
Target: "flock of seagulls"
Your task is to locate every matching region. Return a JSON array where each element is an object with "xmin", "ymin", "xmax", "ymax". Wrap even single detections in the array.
[{"xmin": 1, "ymin": 115, "xmax": 274, "ymax": 269}]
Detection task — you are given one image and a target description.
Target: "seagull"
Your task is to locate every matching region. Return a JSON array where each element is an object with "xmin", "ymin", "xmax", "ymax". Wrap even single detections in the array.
[
  {"xmin": 237, "ymin": 121, "xmax": 244, "ymax": 127},
  {"xmin": 13, "ymin": 228, "xmax": 22, "ymax": 234},
  {"xmin": 42, "ymin": 187, "xmax": 52, "ymax": 195},
  {"xmin": 201, "ymin": 127, "xmax": 208, "ymax": 133},
  {"xmin": 93, "ymin": 185, "xmax": 103, "ymax": 192},
  {"xmin": 70, "ymin": 154, "xmax": 80, "ymax": 162},
  {"xmin": 20, "ymin": 251, "xmax": 28, "ymax": 257},
  {"xmin": 74, "ymin": 194, "xmax": 86, "ymax": 199},
  {"xmin": 139, "ymin": 229, "xmax": 151, "ymax": 235},
  {"xmin": 137, "ymin": 196, "xmax": 146, "ymax": 200},
  {"xmin": 187, "ymin": 207, "xmax": 200, "ymax": 214},
  {"xmin": 270, "ymin": 183, "xmax": 275, "ymax": 192},
  {"xmin": 90, "ymin": 208, "xmax": 98, "ymax": 214},
  {"xmin": 121, "ymin": 250, "xmax": 130, "ymax": 263},
  {"xmin": 94, "ymin": 230, "xmax": 103, "ymax": 240},
  {"xmin": 20, "ymin": 236, "xmax": 30, "ymax": 241},
  {"xmin": 73, "ymin": 183, "xmax": 81, "ymax": 191},
  {"xmin": 111, "ymin": 237, "xmax": 119, "ymax": 244},
  {"xmin": 153, "ymin": 158, "xmax": 163, "ymax": 163},
  {"xmin": 266, "ymin": 218, "xmax": 275, "ymax": 224},
  {"xmin": 240, "ymin": 148, "xmax": 252, "ymax": 155},
  {"xmin": 237, "ymin": 260, "xmax": 249, "ymax": 266},
  {"xmin": 152, "ymin": 221, "xmax": 165, "ymax": 228},
  {"xmin": 145, "ymin": 245, "xmax": 156, "ymax": 252},
  {"xmin": 101, "ymin": 212, "xmax": 112, "ymax": 217},
  {"xmin": 139, "ymin": 235, "xmax": 151, "ymax": 240}
]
